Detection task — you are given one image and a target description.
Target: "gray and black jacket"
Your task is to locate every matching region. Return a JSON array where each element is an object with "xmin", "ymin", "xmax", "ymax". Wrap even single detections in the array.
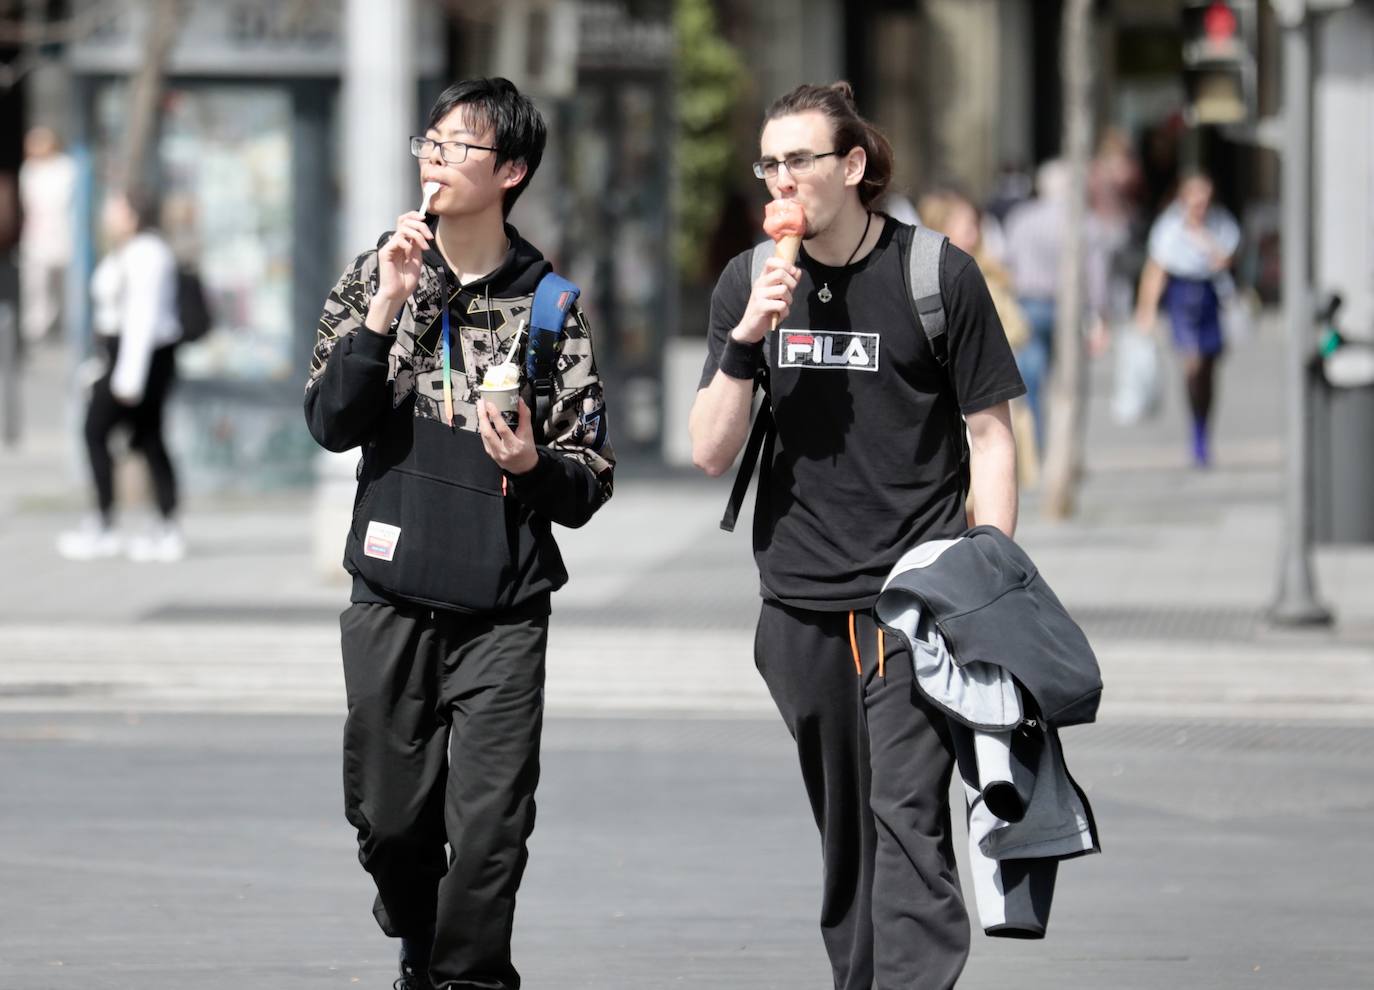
[
  {"xmin": 304, "ymin": 224, "xmax": 614, "ymax": 614},
  {"xmin": 876, "ymin": 525, "xmax": 1103, "ymax": 938}
]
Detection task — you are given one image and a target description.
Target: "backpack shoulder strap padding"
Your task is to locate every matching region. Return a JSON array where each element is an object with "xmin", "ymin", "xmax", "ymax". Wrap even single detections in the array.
[
  {"xmin": 526, "ymin": 272, "xmax": 580, "ymax": 443},
  {"xmin": 720, "ymin": 244, "xmax": 777, "ymax": 533},
  {"xmin": 906, "ymin": 224, "xmax": 950, "ymax": 368},
  {"xmin": 750, "ymin": 240, "xmax": 773, "ymax": 284}
]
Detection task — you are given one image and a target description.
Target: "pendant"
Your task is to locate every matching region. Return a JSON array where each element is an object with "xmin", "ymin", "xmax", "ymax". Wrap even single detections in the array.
[{"xmin": 817, "ymin": 283, "xmax": 833, "ymax": 303}]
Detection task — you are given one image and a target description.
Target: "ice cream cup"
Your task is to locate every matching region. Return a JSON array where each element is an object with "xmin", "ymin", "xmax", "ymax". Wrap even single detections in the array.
[{"xmin": 480, "ymin": 384, "xmax": 520, "ymax": 429}]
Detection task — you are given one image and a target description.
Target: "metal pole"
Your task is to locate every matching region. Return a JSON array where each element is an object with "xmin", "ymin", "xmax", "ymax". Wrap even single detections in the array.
[
  {"xmin": 0, "ymin": 292, "xmax": 17, "ymax": 448},
  {"xmin": 313, "ymin": 0, "xmax": 418, "ymax": 579},
  {"xmin": 1270, "ymin": 7, "xmax": 1333, "ymax": 626}
]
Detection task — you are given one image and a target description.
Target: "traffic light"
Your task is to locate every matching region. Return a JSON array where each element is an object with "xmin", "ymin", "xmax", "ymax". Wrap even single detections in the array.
[{"xmin": 1181, "ymin": 1, "xmax": 1258, "ymax": 126}]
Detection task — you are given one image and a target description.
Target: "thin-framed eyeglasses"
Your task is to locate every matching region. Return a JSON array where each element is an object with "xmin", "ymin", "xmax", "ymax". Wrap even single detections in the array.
[
  {"xmin": 410, "ymin": 136, "xmax": 499, "ymax": 165},
  {"xmin": 752, "ymin": 150, "xmax": 843, "ymax": 180}
]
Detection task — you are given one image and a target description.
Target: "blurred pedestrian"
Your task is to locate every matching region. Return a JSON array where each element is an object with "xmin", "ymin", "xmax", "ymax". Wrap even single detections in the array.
[
  {"xmin": 57, "ymin": 190, "xmax": 184, "ymax": 562},
  {"xmin": 881, "ymin": 188, "xmax": 921, "ymax": 226},
  {"xmin": 1088, "ymin": 127, "xmax": 1143, "ymax": 235},
  {"xmin": 303, "ymin": 77, "xmax": 614, "ymax": 990},
  {"xmin": 690, "ymin": 81, "xmax": 1024, "ymax": 990},
  {"xmin": 1089, "ymin": 128, "xmax": 1145, "ymax": 332},
  {"xmin": 1, "ymin": 171, "xmax": 20, "ymax": 447},
  {"xmin": 1003, "ymin": 159, "xmax": 1110, "ymax": 447},
  {"xmin": 18, "ymin": 126, "xmax": 76, "ymax": 346},
  {"xmin": 1133, "ymin": 171, "xmax": 1240, "ymax": 467},
  {"xmin": 919, "ymin": 187, "xmax": 1039, "ymax": 486},
  {"xmin": 984, "ymin": 159, "xmax": 1034, "ymax": 226}
]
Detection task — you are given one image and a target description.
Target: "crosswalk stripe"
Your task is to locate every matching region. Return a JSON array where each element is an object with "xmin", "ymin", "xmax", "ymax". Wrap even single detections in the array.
[{"xmin": 3, "ymin": 625, "xmax": 1372, "ymax": 720}]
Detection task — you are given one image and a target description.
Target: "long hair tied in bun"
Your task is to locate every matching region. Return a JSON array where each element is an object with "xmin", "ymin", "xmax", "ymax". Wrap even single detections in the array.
[{"xmin": 762, "ymin": 81, "xmax": 893, "ymax": 207}]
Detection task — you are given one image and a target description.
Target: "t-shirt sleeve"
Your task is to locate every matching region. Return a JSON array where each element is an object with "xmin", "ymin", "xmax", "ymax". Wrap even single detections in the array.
[
  {"xmin": 942, "ymin": 246, "xmax": 1027, "ymax": 415},
  {"xmin": 697, "ymin": 252, "xmax": 754, "ymax": 390}
]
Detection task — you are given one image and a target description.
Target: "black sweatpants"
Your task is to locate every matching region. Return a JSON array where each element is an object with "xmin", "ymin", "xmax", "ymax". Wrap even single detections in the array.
[
  {"xmin": 755, "ymin": 600, "xmax": 970, "ymax": 990},
  {"xmin": 84, "ymin": 340, "xmax": 178, "ymax": 521},
  {"xmin": 340, "ymin": 600, "xmax": 548, "ymax": 990}
]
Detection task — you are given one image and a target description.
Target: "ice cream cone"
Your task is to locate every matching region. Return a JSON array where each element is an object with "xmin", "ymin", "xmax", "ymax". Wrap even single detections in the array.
[
  {"xmin": 769, "ymin": 235, "xmax": 803, "ymax": 331},
  {"xmin": 775, "ymin": 233, "xmax": 802, "ymax": 265},
  {"xmin": 763, "ymin": 200, "xmax": 807, "ymax": 333}
]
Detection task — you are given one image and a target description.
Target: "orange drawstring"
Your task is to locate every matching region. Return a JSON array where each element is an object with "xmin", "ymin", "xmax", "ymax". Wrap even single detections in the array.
[
  {"xmin": 849, "ymin": 612, "xmax": 887, "ymax": 678},
  {"xmin": 847, "ymin": 610, "xmax": 862, "ymax": 675}
]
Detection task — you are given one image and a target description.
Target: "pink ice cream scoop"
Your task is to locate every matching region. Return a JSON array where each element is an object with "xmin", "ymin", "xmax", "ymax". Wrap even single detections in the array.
[{"xmin": 763, "ymin": 198, "xmax": 807, "ymax": 244}]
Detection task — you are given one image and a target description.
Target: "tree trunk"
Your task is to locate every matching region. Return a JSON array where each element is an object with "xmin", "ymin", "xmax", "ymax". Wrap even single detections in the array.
[
  {"xmin": 1040, "ymin": 0, "xmax": 1093, "ymax": 520},
  {"xmin": 119, "ymin": 0, "xmax": 183, "ymax": 193}
]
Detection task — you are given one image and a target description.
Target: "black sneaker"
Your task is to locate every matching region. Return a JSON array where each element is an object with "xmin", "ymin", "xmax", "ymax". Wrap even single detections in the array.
[{"xmin": 394, "ymin": 934, "xmax": 435, "ymax": 990}]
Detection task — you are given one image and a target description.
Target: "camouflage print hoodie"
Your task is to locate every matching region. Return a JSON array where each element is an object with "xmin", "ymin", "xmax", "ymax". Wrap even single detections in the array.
[{"xmin": 304, "ymin": 223, "xmax": 614, "ymax": 614}]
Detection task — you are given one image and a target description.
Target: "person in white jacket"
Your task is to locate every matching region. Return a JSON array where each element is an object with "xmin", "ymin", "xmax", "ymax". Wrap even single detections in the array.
[
  {"xmin": 18, "ymin": 126, "xmax": 76, "ymax": 345},
  {"xmin": 57, "ymin": 190, "xmax": 184, "ymax": 562}
]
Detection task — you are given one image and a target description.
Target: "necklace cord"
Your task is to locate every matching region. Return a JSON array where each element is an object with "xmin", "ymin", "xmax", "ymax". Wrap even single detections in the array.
[
  {"xmin": 817, "ymin": 211, "xmax": 873, "ymax": 304},
  {"xmin": 843, "ymin": 211, "xmax": 873, "ymax": 268}
]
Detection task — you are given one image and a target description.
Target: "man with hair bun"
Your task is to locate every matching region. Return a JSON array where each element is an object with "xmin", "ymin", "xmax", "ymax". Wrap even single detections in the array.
[{"xmin": 690, "ymin": 81, "xmax": 1025, "ymax": 989}]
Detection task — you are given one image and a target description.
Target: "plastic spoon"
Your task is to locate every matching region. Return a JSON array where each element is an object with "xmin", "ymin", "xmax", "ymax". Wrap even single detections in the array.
[
  {"xmin": 420, "ymin": 180, "xmax": 440, "ymax": 214},
  {"xmin": 502, "ymin": 321, "xmax": 525, "ymax": 365}
]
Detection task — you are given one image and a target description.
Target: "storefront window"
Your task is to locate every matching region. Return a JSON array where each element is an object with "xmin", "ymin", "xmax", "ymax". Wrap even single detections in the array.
[{"xmin": 94, "ymin": 83, "xmax": 294, "ymax": 384}]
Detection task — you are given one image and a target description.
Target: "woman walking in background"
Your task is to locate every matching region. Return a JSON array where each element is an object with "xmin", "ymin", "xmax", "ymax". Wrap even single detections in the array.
[
  {"xmin": 57, "ymin": 190, "xmax": 184, "ymax": 562},
  {"xmin": 1133, "ymin": 171, "xmax": 1240, "ymax": 468}
]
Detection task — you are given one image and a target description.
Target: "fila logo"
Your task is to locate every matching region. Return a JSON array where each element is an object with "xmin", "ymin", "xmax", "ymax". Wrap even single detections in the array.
[{"xmin": 778, "ymin": 330, "xmax": 881, "ymax": 372}]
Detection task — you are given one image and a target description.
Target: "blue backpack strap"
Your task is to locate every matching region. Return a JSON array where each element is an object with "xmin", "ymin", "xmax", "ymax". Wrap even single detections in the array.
[{"xmin": 525, "ymin": 272, "xmax": 580, "ymax": 443}]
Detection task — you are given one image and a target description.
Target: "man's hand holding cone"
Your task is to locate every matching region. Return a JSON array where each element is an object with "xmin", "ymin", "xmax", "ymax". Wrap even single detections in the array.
[{"xmin": 733, "ymin": 199, "xmax": 806, "ymax": 345}]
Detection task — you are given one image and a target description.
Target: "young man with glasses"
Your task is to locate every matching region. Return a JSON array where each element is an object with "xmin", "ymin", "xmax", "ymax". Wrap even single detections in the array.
[
  {"xmin": 689, "ymin": 82, "xmax": 1023, "ymax": 990},
  {"xmin": 304, "ymin": 77, "xmax": 614, "ymax": 990}
]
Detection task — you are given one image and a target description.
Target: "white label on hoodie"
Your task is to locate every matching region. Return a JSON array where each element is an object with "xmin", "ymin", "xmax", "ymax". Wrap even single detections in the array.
[{"xmin": 363, "ymin": 521, "xmax": 401, "ymax": 562}]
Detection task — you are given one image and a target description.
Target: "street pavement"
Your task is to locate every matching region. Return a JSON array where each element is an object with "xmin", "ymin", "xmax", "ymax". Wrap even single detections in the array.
[
  {"xmin": 2, "ymin": 320, "xmax": 1374, "ymax": 987},
  {"xmin": 2, "ymin": 713, "xmax": 1372, "ymax": 989}
]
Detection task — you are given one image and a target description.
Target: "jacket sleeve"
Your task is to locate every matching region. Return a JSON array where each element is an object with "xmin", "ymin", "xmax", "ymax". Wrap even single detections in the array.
[
  {"xmin": 508, "ymin": 303, "xmax": 615, "ymax": 528},
  {"xmin": 109, "ymin": 238, "xmax": 175, "ymax": 403},
  {"xmin": 302, "ymin": 250, "xmax": 393, "ymax": 453}
]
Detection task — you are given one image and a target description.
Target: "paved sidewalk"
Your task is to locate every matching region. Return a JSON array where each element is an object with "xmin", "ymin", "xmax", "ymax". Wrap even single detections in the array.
[
  {"xmin": 4, "ymin": 324, "xmax": 1374, "ymax": 990},
  {"xmin": 2, "ymin": 321, "xmax": 1373, "ymax": 720},
  {"xmin": 3, "ymin": 712, "xmax": 1373, "ymax": 990}
]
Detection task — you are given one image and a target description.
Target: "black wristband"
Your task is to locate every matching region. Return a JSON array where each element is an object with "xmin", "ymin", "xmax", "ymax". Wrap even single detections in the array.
[{"xmin": 718, "ymin": 336, "xmax": 764, "ymax": 381}]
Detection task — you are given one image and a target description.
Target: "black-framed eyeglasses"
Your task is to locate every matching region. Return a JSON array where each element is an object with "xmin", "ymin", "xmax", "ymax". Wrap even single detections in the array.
[
  {"xmin": 410, "ymin": 136, "xmax": 499, "ymax": 165},
  {"xmin": 752, "ymin": 150, "xmax": 843, "ymax": 180}
]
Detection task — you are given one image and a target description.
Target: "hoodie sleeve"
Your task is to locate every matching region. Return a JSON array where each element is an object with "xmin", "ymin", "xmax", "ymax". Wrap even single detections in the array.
[
  {"xmin": 303, "ymin": 249, "xmax": 394, "ymax": 453},
  {"xmin": 508, "ymin": 303, "xmax": 615, "ymax": 528}
]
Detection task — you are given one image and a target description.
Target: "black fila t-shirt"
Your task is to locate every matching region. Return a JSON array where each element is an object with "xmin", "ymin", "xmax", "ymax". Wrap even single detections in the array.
[{"xmin": 700, "ymin": 216, "xmax": 1026, "ymax": 611}]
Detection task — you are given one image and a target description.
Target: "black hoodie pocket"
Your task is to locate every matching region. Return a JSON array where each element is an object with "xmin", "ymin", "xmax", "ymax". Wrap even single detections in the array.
[
  {"xmin": 346, "ymin": 421, "xmax": 515, "ymax": 612},
  {"xmin": 349, "ymin": 467, "xmax": 512, "ymax": 611}
]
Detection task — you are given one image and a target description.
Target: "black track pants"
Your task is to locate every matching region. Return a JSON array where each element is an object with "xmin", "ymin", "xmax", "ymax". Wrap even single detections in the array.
[
  {"xmin": 340, "ymin": 601, "xmax": 548, "ymax": 990},
  {"xmin": 754, "ymin": 600, "xmax": 970, "ymax": 990},
  {"xmin": 84, "ymin": 342, "xmax": 178, "ymax": 521}
]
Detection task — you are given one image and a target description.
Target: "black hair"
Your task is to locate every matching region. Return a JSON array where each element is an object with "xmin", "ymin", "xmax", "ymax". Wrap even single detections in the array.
[
  {"xmin": 122, "ymin": 187, "xmax": 161, "ymax": 231},
  {"xmin": 426, "ymin": 77, "xmax": 547, "ymax": 217},
  {"xmin": 763, "ymin": 81, "xmax": 894, "ymax": 208}
]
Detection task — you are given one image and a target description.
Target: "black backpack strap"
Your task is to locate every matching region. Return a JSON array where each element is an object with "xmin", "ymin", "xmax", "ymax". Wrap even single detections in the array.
[
  {"xmin": 719, "ymin": 243, "xmax": 778, "ymax": 532},
  {"xmin": 720, "ymin": 402, "xmax": 773, "ymax": 532}
]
